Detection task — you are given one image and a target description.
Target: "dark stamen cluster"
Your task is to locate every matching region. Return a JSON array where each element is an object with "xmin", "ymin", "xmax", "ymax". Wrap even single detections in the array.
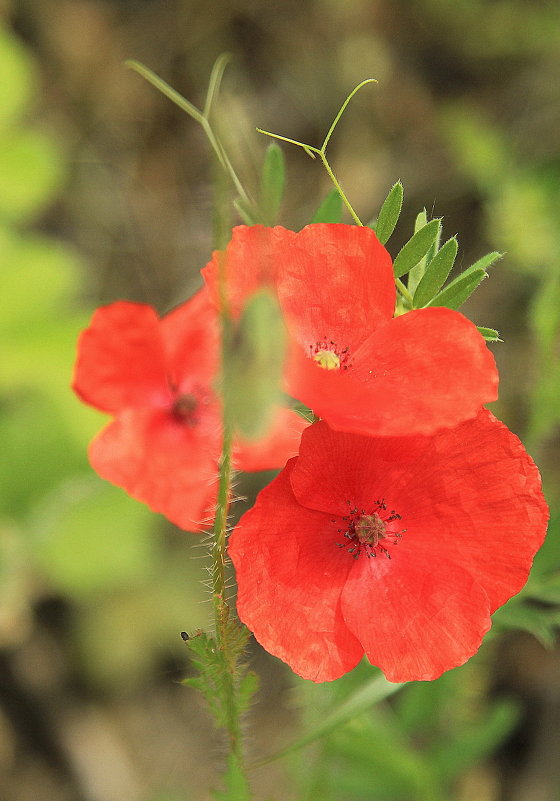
[
  {"xmin": 335, "ymin": 498, "xmax": 406, "ymax": 559},
  {"xmin": 308, "ymin": 335, "xmax": 351, "ymax": 370}
]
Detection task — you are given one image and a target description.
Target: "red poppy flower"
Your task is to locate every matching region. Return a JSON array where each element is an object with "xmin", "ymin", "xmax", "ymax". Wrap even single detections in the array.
[
  {"xmin": 203, "ymin": 224, "xmax": 499, "ymax": 437},
  {"xmin": 72, "ymin": 289, "xmax": 307, "ymax": 531},
  {"xmin": 229, "ymin": 411, "xmax": 548, "ymax": 682}
]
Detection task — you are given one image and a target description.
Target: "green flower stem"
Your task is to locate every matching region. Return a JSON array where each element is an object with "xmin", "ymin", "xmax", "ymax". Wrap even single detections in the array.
[
  {"xmin": 212, "ymin": 167, "xmax": 252, "ymax": 791},
  {"xmin": 395, "ymin": 277, "xmax": 414, "ymax": 306}
]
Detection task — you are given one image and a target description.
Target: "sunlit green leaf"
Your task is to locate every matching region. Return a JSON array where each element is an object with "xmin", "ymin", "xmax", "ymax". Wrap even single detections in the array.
[
  {"xmin": 310, "ymin": 188, "xmax": 343, "ymax": 223},
  {"xmin": 372, "ymin": 181, "xmax": 403, "ymax": 245},
  {"xmin": 393, "ymin": 219, "xmax": 440, "ymax": 278},
  {"xmin": 413, "ymin": 237, "xmax": 458, "ymax": 308},
  {"xmin": 260, "ymin": 142, "xmax": 285, "ymax": 225},
  {"xmin": 427, "ymin": 268, "xmax": 486, "ymax": 310}
]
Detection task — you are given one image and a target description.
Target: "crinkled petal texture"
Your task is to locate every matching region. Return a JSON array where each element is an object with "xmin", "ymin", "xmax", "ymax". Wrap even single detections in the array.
[
  {"xmin": 73, "ymin": 290, "xmax": 307, "ymax": 531},
  {"xmin": 230, "ymin": 412, "xmax": 548, "ymax": 683},
  {"xmin": 203, "ymin": 223, "xmax": 498, "ymax": 437},
  {"xmin": 73, "ymin": 301, "xmax": 170, "ymax": 412},
  {"xmin": 90, "ymin": 406, "xmax": 221, "ymax": 530},
  {"xmin": 286, "ymin": 307, "xmax": 498, "ymax": 436}
]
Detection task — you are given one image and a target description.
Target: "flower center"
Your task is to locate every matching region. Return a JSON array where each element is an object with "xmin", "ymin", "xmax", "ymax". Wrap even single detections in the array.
[
  {"xmin": 337, "ymin": 499, "xmax": 406, "ymax": 559},
  {"xmin": 308, "ymin": 337, "xmax": 351, "ymax": 371},
  {"xmin": 313, "ymin": 349, "xmax": 340, "ymax": 370},
  {"xmin": 172, "ymin": 393, "xmax": 199, "ymax": 425}
]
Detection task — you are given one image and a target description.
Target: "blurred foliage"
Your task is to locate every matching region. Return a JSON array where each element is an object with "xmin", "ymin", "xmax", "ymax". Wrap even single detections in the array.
[{"xmin": 0, "ymin": 0, "xmax": 559, "ymax": 799}]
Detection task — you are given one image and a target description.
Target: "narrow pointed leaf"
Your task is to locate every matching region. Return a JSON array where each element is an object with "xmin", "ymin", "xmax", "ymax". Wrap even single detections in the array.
[
  {"xmin": 393, "ymin": 219, "xmax": 441, "ymax": 278},
  {"xmin": 427, "ymin": 268, "xmax": 486, "ymax": 310},
  {"xmin": 260, "ymin": 142, "xmax": 285, "ymax": 225},
  {"xmin": 465, "ymin": 250, "xmax": 503, "ymax": 276},
  {"xmin": 413, "ymin": 237, "xmax": 459, "ymax": 308},
  {"xmin": 253, "ymin": 674, "xmax": 402, "ymax": 766},
  {"xmin": 477, "ymin": 326, "xmax": 502, "ymax": 342},
  {"xmin": 407, "ymin": 209, "xmax": 428, "ymax": 294},
  {"xmin": 310, "ymin": 188, "xmax": 343, "ymax": 223},
  {"xmin": 372, "ymin": 181, "xmax": 403, "ymax": 245}
]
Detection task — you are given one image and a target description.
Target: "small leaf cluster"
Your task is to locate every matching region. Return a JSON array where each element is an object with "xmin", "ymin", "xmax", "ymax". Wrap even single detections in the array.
[
  {"xmin": 183, "ymin": 619, "xmax": 258, "ymax": 732},
  {"xmin": 372, "ymin": 183, "xmax": 503, "ymax": 340}
]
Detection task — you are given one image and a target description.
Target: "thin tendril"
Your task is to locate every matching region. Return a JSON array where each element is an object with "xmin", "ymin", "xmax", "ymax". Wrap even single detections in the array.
[{"xmin": 126, "ymin": 58, "xmax": 254, "ymax": 208}]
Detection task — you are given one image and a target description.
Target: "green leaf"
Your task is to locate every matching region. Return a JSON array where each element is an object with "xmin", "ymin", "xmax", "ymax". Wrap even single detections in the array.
[
  {"xmin": 477, "ymin": 326, "xmax": 502, "ymax": 342},
  {"xmin": 373, "ymin": 181, "xmax": 403, "ymax": 245},
  {"xmin": 227, "ymin": 290, "xmax": 286, "ymax": 439},
  {"xmin": 413, "ymin": 237, "xmax": 458, "ymax": 308},
  {"xmin": 431, "ymin": 700, "xmax": 519, "ymax": 783},
  {"xmin": 492, "ymin": 600, "xmax": 560, "ymax": 649},
  {"xmin": 427, "ymin": 268, "xmax": 486, "ymax": 310},
  {"xmin": 393, "ymin": 219, "xmax": 441, "ymax": 278},
  {"xmin": 254, "ymin": 673, "xmax": 402, "ymax": 766},
  {"xmin": 466, "ymin": 250, "xmax": 503, "ymax": 274},
  {"xmin": 525, "ymin": 574, "xmax": 560, "ymax": 605},
  {"xmin": 310, "ymin": 188, "xmax": 343, "ymax": 223},
  {"xmin": 260, "ymin": 142, "xmax": 285, "ymax": 225},
  {"xmin": 407, "ymin": 209, "xmax": 428, "ymax": 294}
]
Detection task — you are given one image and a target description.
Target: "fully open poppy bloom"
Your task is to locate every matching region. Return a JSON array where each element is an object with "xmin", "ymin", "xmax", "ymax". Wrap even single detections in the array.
[
  {"xmin": 229, "ymin": 412, "xmax": 548, "ymax": 682},
  {"xmin": 203, "ymin": 224, "xmax": 499, "ymax": 437},
  {"xmin": 72, "ymin": 289, "xmax": 307, "ymax": 531}
]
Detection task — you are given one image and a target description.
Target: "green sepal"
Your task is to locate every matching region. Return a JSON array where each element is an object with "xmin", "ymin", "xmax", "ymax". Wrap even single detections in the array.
[
  {"xmin": 372, "ymin": 181, "xmax": 403, "ymax": 245},
  {"xmin": 260, "ymin": 142, "xmax": 285, "ymax": 225},
  {"xmin": 310, "ymin": 188, "xmax": 344, "ymax": 224},
  {"xmin": 226, "ymin": 289, "xmax": 285, "ymax": 439},
  {"xmin": 234, "ymin": 196, "xmax": 258, "ymax": 225},
  {"xmin": 413, "ymin": 237, "xmax": 458, "ymax": 308},
  {"xmin": 477, "ymin": 326, "xmax": 502, "ymax": 342},
  {"xmin": 393, "ymin": 218, "xmax": 440, "ymax": 278},
  {"xmin": 427, "ymin": 268, "xmax": 486, "ymax": 310}
]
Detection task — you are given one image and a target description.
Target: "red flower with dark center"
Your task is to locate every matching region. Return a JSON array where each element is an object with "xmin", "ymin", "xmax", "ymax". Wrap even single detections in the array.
[
  {"xmin": 229, "ymin": 412, "xmax": 548, "ymax": 682},
  {"xmin": 203, "ymin": 224, "xmax": 499, "ymax": 437},
  {"xmin": 72, "ymin": 289, "xmax": 308, "ymax": 531}
]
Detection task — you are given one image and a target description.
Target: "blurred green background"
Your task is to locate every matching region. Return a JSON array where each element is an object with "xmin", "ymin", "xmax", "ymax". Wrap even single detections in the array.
[{"xmin": 1, "ymin": 1, "xmax": 559, "ymax": 799}]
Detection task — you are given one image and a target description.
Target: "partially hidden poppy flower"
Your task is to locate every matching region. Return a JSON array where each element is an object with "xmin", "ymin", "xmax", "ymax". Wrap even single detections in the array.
[
  {"xmin": 229, "ymin": 411, "xmax": 548, "ymax": 682},
  {"xmin": 203, "ymin": 224, "xmax": 499, "ymax": 437},
  {"xmin": 72, "ymin": 288, "xmax": 307, "ymax": 531}
]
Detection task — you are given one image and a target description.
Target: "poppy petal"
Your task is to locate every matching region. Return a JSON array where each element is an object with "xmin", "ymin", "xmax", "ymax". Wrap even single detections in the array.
[
  {"xmin": 160, "ymin": 288, "xmax": 220, "ymax": 390},
  {"xmin": 89, "ymin": 406, "xmax": 221, "ymax": 531},
  {"xmin": 233, "ymin": 406, "xmax": 309, "ymax": 472},
  {"xmin": 202, "ymin": 226, "xmax": 291, "ymax": 317},
  {"xmin": 73, "ymin": 302, "xmax": 169, "ymax": 413},
  {"xmin": 276, "ymin": 224, "xmax": 395, "ymax": 351},
  {"xmin": 341, "ymin": 555, "xmax": 492, "ymax": 682},
  {"xmin": 385, "ymin": 410, "xmax": 549, "ymax": 612},
  {"xmin": 229, "ymin": 461, "xmax": 364, "ymax": 682},
  {"xmin": 287, "ymin": 307, "xmax": 498, "ymax": 437}
]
